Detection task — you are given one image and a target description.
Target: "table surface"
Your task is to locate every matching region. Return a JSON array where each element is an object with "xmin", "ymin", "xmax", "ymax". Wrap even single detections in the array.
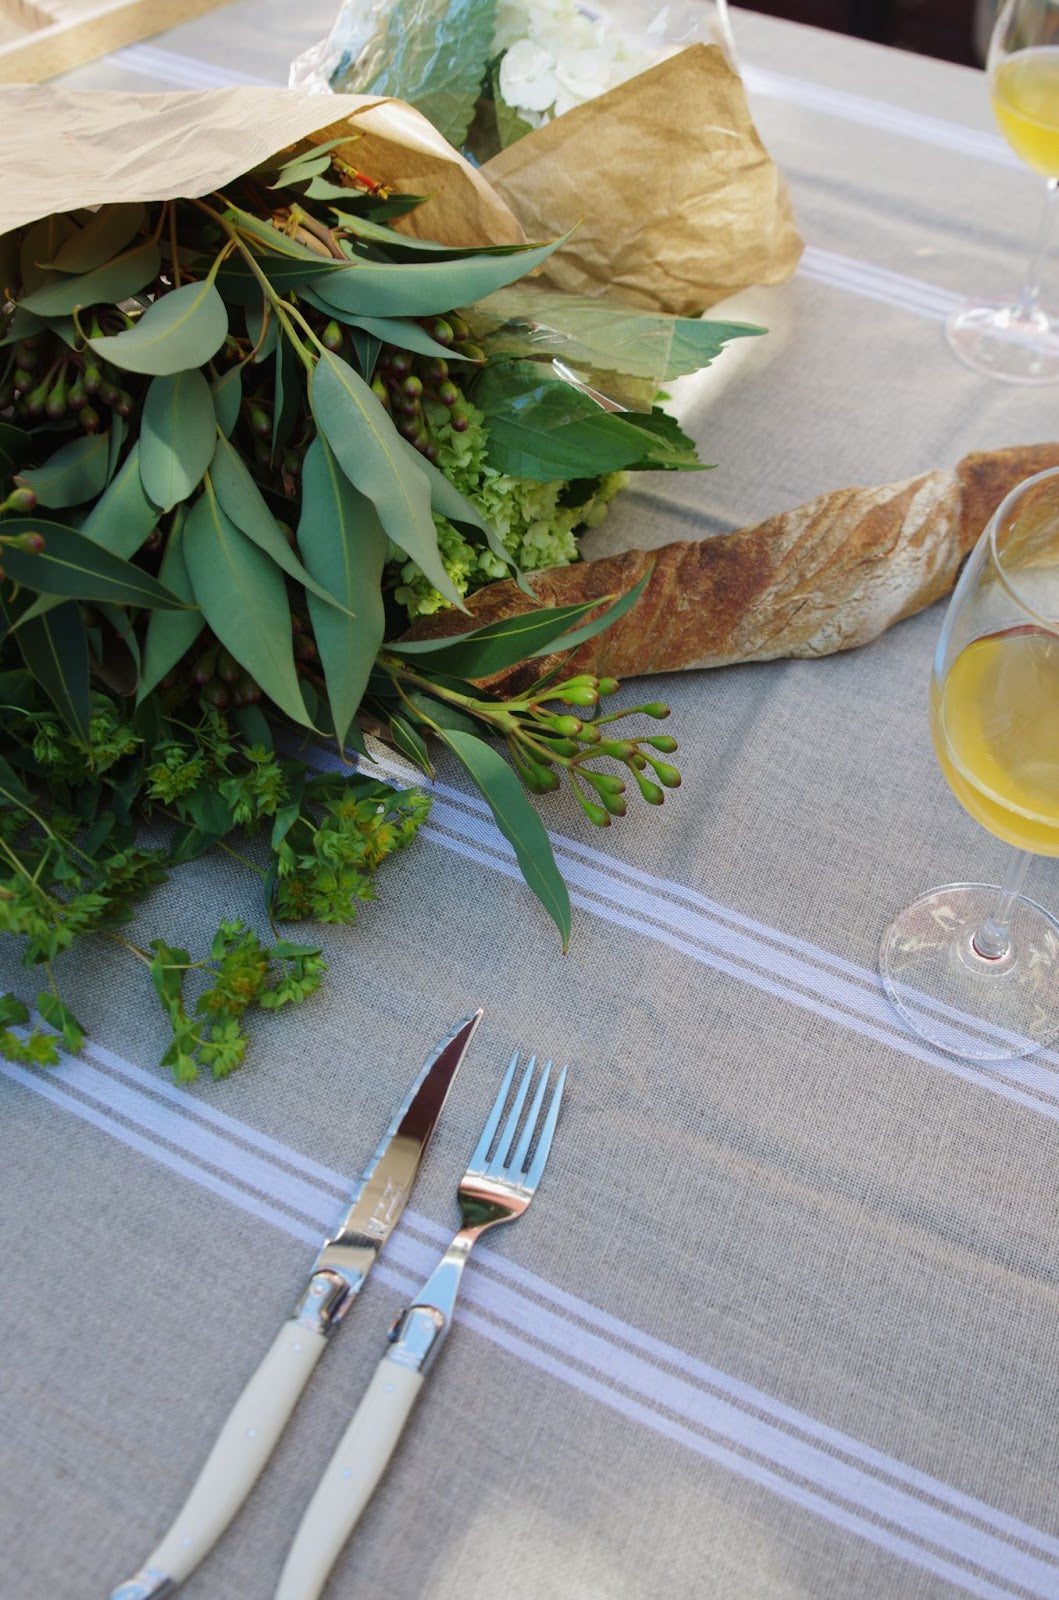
[{"xmin": 3, "ymin": 7, "xmax": 1059, "ymax": 1600}]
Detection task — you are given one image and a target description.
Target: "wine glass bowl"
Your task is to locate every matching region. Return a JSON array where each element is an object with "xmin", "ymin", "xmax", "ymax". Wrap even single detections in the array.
[
  {"xmin": 880, "ymin": 466, "xmax": 1059, "ymax": 1061},
  {"xmin": 945, "ymin": 0, "xmax": 1059, "ymax": 383}
]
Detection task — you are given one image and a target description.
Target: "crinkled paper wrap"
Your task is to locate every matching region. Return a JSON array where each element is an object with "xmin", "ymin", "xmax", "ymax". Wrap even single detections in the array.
[
  {"xmin": 0, "ymin": 83, "xmax": 525, "ymax": 247},
  {"xmin": 482, "ymin": 44, "xmax": 803, "ymax": 315}
]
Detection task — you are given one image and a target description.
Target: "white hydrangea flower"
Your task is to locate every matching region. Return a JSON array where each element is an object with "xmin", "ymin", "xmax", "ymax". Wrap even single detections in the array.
[
  {"xmin": 498, "ymin": 36, "xmax": 560, "ymax": 113},
  {"xmin": 494, "ymin": 0, "xmax": 658, "ymax": 124}
]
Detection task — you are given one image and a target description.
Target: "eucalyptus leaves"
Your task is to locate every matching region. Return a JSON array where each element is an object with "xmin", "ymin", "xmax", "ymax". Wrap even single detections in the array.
[{"xmin": 0, "ymin": 133, "xmax": 755, "ymax": 1076}]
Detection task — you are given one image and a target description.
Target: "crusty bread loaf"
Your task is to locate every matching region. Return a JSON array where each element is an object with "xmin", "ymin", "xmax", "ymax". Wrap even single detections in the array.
[{"xmin": 404, "ymin": 444, "xmax": 1059, "ymax": 686}]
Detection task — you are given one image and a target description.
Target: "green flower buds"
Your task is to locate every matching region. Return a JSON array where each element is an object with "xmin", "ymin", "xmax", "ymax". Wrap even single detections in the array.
[
  {"xmin": 78, "ymin": 405, "xmax": 101, "ymax": 433},
  {"xmin": 321, "ymin": 320, "xmax": 343, "ymax": 352},
  {"xmin": 10, "ymin": 530, "xmax": 45, "ymax": 552},
  {"xmin": 435, "ymin": 379, "xmax": 460, "ymax": 407},
  {"xmin": 597, "ymin": 677, "xmax": 619, "ymax": 698},
  {"xmin": 216, "ymin": 648, "xmax": 241, "ymax": 683},
  {"xmin": 1, "ymin": 486, "xmax": 37, "ymax": 515},
  {"xmin": 452, "ymin": 340, "xmax": 486, "ymax": 365},
  {"xmin": 191, "ymin": 647, "xmax": 218, "ymax": 685},
  {"xmin": 632, "ymin": 770, "xmax": 664, "ymax": 805},
  {"xmin": 558, "ymin": 685, "xmax": 599, "ymax": 707},
  {"xmin": 645, "ymin": 734, "xmax": 678, "ymax": 753},
  {"xmin": 429, "ymin": 318, "xmax": 454, "ymax": 346},
  {"xmin": 576, "ymin": 791, "xmax": 610, "ymax": 828},
  {"xmin": 646, "ymin": 759, "xmax": 680, "ymax": 789},
  {"xmin": 46, "ymin": 377, "xmax": 69, "ymax": 419}
]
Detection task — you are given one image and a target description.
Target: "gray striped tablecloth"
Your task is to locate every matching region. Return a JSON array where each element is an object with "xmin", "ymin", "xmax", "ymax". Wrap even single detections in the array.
[{"xmin": 3, "ymin": 7, "xmax": 1059, "ymax": 1598}]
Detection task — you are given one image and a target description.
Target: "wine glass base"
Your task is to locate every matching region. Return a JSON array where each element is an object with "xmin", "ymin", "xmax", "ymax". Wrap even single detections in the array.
[
  {"xmin": 880, "ymin": 883, "xmax": 1059, "ymax": 1062},
  {"xmin": 945, "ymin": 300, "xmax": 1059, "ymax": 384}
]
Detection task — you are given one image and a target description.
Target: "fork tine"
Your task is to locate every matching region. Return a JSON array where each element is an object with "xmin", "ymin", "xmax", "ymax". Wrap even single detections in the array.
[
  {"xmin": 510, "ymin": 1060, "xmax": 550, "ymax": 1175},
  {"xmin": 468, "ymin": 1050, "xmax": 519, "ymax": 1169},
  {"xmin": 524, "ymin": 1064, "xmax": 566, "ymax": 1192},
  {"xmin": 488, "ymin": 1053, "xmax": 536, "ymax": 1173}
]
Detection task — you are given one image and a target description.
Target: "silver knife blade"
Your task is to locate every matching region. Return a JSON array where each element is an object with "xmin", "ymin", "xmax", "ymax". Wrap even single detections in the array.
[{"xmin": 292, "ymin": 1008, "xmax": 482, "ymax": 1337}]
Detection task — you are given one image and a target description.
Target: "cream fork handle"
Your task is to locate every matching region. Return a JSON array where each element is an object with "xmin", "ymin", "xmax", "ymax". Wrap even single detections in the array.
[{"xmin": 274, "ymin": 1356, "xmax": 424, "ymax": 1600}]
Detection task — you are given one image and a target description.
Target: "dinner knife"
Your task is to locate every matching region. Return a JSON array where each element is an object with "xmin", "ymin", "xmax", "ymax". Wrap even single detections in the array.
[{"xmin": 109, "ymin": 1008, "xmax": 482, "ymax": 1600}]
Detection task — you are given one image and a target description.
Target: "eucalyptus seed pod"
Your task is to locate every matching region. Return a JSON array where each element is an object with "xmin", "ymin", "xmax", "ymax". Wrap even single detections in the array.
[
  {"xmin": 632, "ymin": 771, "xmax": 665, "ymax": 805},
  {"xmin": 216, "ymin": 648, "xmax": 241, "ymax": 683},
  {"xmin": 597, "ymin": 678, "xmax": 619, "ymax": 697},
  {"xmin": 386, "ymin": 349, "xmax": 412, "ymax": 378},
  {"xmin": 11, "ymin": 530, "xmax": 45, "ymax": 552},
  {"xmin": 13, "ymin": 340, "xmax": 38, "ymax": 370},
  {"xmin": 577, "ymin": 792, "xmax": 610, "ymax": 827},
  {"xmin": 82, "ymin": 363, "xmax": 102, "ymax": 395},
  {"xmin": 203, "ymin": 681, "xmax": 229, "ymax": 709},
  {"xmin": 371, "ymin": 375, "xmax": 391, "ymax": 409},
  {"xmin": 233, "ymin": 673, "xmax": 262, "ymax": 705},
  {"xmin": 422, "ymin": 440, "xmax": 439, "ymax": 463},
  {"xmin": 646, "ymin": 734, "xmax": 678, "ymax": 753},
  {"xmin": 452, "ymin": 340, "xmax": 486, "ymax": 365},
  {"xmin": 12, "ymin": 367, "xmax": 34, "ymax": 393},
  {"xmin": 24, "ymin": 377, "xmax": 50, "ymax": 416},
  {"xmin": 0, "ymin": 486, "xmax": 37, "ymax": 515},
  {"xmin": 191, "ymin": 646, "xmax": 218, "ymax": 685},
  {"xmin": 449, "ymin": 408, "xmax": 470, "ymax": 434},
  {"xmin": 78, "ymin": 405, "xmax": 101, "ymax": 433},
  {"xmin": 646, "ymin": 759, "xmax": 681, "ymax": 788},
  {"xmin": 544, "ymin": 714, "xmax": 582, "ymax": 737},
  {"xmin": 435, "ymin": 379, "xmax": 460, "ymax": 407},
  {"xmin": 558, "ymin": 684, "xmax": 599, "ymax": 707},
  {"xmin": 248, "ymin": 403, "xmax": 271, "ymax": 437},
  {"xmin": 429, "ymin": 318, "xmax": 454, "ymax": 347},
  {"xmin": 423, "ymin": 357, "xmax": 448, "ymax": 385},
  {"xmin": 447, "ymin": 313, "xmax": 470, "ymax": 340},
  {"xmin": 321, "ymin": 320, "xmax": 343, "ymax": 352},
  {"xmin": 45, "ymin": 376, "xmax": 69, "ymax": 419},
  {"xmin": 402, "ymin": 374, "xmax": 423, "ymax": 400},
  {"xmin": 66, "ymin": 380, "xmax": 87, "ymax": 413}
]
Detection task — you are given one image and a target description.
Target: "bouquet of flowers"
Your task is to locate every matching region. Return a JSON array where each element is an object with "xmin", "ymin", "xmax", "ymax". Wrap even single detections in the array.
[{"xmin": 0, "ymin": 85, "xmax": 761, "ymax": 1079}]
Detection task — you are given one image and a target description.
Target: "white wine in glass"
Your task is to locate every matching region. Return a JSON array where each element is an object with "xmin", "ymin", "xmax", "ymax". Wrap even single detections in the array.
[
  {"xmin": 946, "ymin": 0, "xmax": 1059, "ymax": 383},
  {"xmin": 880, "ymin": 466, "xmax": 1059, "ymax": 1060}
]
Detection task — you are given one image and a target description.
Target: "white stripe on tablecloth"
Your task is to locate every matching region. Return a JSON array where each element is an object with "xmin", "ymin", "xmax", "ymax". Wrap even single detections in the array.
[
  {"xmin": 740, "ymin": 64, "xmax": 1019, "ymax": 168},
  {"xmin": 4, "ymin": 1043, "xmax": 1058, "ymax": 1600},
  {"xmin": 303, "ymin": 741, "xmax": 1059, "ymax": 1120}
]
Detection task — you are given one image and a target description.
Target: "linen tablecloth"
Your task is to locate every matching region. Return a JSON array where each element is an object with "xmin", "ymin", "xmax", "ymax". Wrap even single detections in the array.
[{"xmin": 3, "ymin": 7, "xmax": 1059, "ymax": 1598}]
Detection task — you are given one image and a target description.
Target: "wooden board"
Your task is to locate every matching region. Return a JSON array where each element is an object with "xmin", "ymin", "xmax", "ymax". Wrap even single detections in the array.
[{"xmin": 0, "ymin": 0, "xmax": 236, "ymax": 82}]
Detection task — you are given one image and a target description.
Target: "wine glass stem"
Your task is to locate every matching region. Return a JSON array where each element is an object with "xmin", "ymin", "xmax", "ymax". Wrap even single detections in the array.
[
  {"xmin": 972, "ymin": 849, "xmax": 1033, "ymax": 959},
  {"xmin": 1014, "ymin": 177, "xmax": 1058, "ymax": 322}
]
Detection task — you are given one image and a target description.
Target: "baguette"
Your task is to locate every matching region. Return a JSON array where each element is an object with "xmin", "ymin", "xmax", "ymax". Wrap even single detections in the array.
[{"xmin": 404, "ymin": 444, "xmax": 1059, "ymax": 685}]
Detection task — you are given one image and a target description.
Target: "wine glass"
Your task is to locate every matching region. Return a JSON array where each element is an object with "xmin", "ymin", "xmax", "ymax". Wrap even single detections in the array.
[
  {"xmin": 879, "ymin": 466, "xmax": 1059, "ymax": 1061},
  {"xmin": 946, "ymin": 0, "xmax": 1059, "ymax": 384}
]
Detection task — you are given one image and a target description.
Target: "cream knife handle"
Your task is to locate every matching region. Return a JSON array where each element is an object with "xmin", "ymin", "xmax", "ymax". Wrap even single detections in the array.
[
  {"xmin": 274, "ymin": 1356, "xmax": 424, "ymax": 1600},
  {"xmin": 110, "ymin": 1321, "xmax": 326, "ymax": 1599}
]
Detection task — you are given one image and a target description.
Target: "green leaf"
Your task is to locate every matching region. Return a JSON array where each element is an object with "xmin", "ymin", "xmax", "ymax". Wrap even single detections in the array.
[
  {"xmin": 18, "ymin": 432, "xmax": 111, "ymax": 508},
  {"xmin": 310, "ymin": 349, "xmax": 464, "ymax": 610},
  {"xmin": 388, "ymin": 597, "xmax": 607, "ymax": 677},
  {"xmin": 387, "ymin": 713, "xmax": 432, "ymax": 775},
  {"xmin": 87, "ymin": 277, "xmax": 228, "ymax": 376},
  {"xmin": 0, "ymin": 306, "xmax": 43, "ymax": 348},
  {"xmin": 336, "ymin": 0, "xmax": 497, "ymax": 149},
  {"xmin": 20, "ymin": 239, "xmax": 160, "ymax": 316},
  {"xmin": 394, "ymin": 431, "xmax": 510, "ymax": 568},
  {"xmin": 1, "ymin": 518, "xmax": 184, "ymax": 608},
  {"xmin": 471, "ymin": 363, "xmax": 700, "ymax": 480},
  {"xmin": 0, "ymin": 752, "xmax": 33, "ymax": 807},
  {"xmin": 36, "ymin": 991, "xmax": 85, "ymax": 1053},
  {"xmin": 0, "ymin": 421, "xmax": 33, "ymax": 478},
  {"xmin": 212, "ymin": 365, "xmax": 242, "ymax": 437},
  {"xmin": 19, "ymin": 215, "xmax": 77, "ymax": 294},
  {"xmin": 47, "ymin": 203, "xmax": 146, "ymax": 272},
  {"xmin": 80, "ymin": 442, "xmax": 161, "ymax": 558},
  {"xmin": 16, "ymin": 600, "xmax": 90, "ymax": 739},
  {"xmin": 138, "ymin": 515, "xmax": 201, "ymax": 701},
  {"xmin": 182, "ymin": 479, "xmax": 310, "ymax": 728},
  {"xmin": 436, "ymin": 727, "xmax": 570, "ymax": 949},
  {"xmin": 310, "ymin": 233, "xmax": 565, "ymax": 321},
  {"xmin": 298, "ymin": 435, "xmax": 387, "ymax": 748},
  {"xmin": 471, "ymin": 284, "xmax": 765, "ymax": 385},
  {"xmin": 528, "ymin": 569, "xmax": 650, "ymax": 655},
  {"xmin": 140, "ymin": 369, "xmax": 217, "ymax": 512},
  {"xmin": 208, "ymin": 432, "xmax": 353, "ymax": 614}
]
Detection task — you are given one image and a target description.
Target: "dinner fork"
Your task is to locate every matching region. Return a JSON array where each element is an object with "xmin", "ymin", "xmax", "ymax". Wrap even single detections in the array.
[{"xmin": 274, "ymin": 1051, "xmax": 567, "ymax": 1600}]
